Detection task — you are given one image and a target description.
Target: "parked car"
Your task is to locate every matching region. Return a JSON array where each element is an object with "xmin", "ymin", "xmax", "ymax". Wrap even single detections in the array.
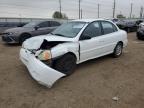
[
  {"xmin": 1, "ymin": 20, "xmax": 61, "ymax": 44},
  {"xmin": 111, "ymin": 18, "xmax": 120, "ymax": 24},
  {"xmin": 0, "ymin": 22, "xmax": 27, "ymax": 34},
  {"xmin": 137, "ymin": 22, "xmax": 144, "ymax": 40},
  {"xmin": 116, "ymin": 19, "xmax": 137, "ymax": 32},
  {"xmin": 136, "ymin": 19, "xmax": 144, "ymax": 26},
  {"xmin": 20, "ymin": 19, "xmax": 128, "ymax": 88}
]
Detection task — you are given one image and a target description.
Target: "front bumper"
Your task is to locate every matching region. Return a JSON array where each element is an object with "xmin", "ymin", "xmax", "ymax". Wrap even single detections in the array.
[
  {"xmin": 1, "ymin": 35, "xmax": 18, "ymax": 43},
  {"xmin": 20, "ymin": 48, "xmax": 65, "ymax": 88}
]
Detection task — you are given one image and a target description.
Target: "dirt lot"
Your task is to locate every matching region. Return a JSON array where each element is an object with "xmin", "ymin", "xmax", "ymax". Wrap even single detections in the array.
[{"xmin": 0, "ymin": 33, "xmax": 144, "ymax": 108}]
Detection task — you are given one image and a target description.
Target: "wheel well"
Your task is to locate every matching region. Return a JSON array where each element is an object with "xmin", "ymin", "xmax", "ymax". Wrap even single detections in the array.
[
  {"xmin": 20, "ymin": 33, "xmax": 31, "ymax": 37},
  {"xmin": 54, "ymin": 52, "xmax": 77, "ymax": 62},
  {"xmin": 118, "ymin": 41, "xmax": 123, "ymax": 47},
  {"xmin": 19, "ymin": 33, "xmax": 32, "ymax": 43},
  {"xmin": 52, "ymin": 52, "xmax": 77, "ymax": 68},
  {"xmin": 65, "ymin": 52, "xmax": 77, "ymax": 60}
]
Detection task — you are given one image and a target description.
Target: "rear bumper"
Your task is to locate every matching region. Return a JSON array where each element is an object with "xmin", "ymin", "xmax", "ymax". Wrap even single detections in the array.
[{"xmin": 20, "ymin": 48, "xmax": 65, "ymax": 88}]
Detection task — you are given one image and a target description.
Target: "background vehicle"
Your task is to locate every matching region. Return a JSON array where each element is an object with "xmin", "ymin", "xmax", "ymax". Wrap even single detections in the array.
[
  {"xmin": 136, "ymin": 19, "xmax": 144, "ymax": 26},
  {"xmin": 1, "ymin": 20, "xmax": 61, "ymax": 44},
  {"xmin": 0, "ymin": 22, "xmax": 27, "ymax": 34},
  {"xmin": 116, "ymin": 19, "xmax": 137, "ymax": 32},
  {"xmin": 20, "ymin": 19, "xmax": 128, "ymax": 87},
  {"xmin": 137, "ymin": 22, "xmax": 144, "ymax": 40},
  {"xmin": 110, "ymin": 18, "xmax": 120, "ymax": 24}
]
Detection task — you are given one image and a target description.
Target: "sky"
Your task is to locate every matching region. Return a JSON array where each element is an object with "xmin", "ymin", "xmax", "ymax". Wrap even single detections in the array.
[{"xmin": 0, "ymin": 0, "xmax": 143, "ymax": 19}]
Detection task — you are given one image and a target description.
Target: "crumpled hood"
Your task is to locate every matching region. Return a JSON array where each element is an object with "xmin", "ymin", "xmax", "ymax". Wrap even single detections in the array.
[
  {"xmin": 23, "ymin": 34, "xmax": 74, "ymax": 49},
  {"xmin": 4, "ymin": 27, "xmax": 33, "ymax": 33}
]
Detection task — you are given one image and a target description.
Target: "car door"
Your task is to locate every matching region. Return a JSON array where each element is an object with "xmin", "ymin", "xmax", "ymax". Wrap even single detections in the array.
[
  {"xmin": 34, "ymin": 21, "xmax": 51, "ymax": 36},
  {"xmin": 99, "ymin": 21, "xmax": 119, "ymax": 54},
  {"xmin": 79, "ymin": 21, "xmax": 103, "ymax": 62}
]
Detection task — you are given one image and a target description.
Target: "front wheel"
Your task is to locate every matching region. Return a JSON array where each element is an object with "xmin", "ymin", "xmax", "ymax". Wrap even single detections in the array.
[
  {"xmin": 53, "ymin": 54, "xmax": 77, "ymax": 76},
  {"xmin": 19, "ymin": 34, "xmax": 31, "ymax": 44},
  {"xmin": 113, "ymin": 43, "xmax": 123, "ymax": 58}
]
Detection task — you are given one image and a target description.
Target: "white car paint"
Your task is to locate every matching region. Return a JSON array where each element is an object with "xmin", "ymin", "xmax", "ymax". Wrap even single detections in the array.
[
  {"xmin": 20, "ymin": 19, "xmax": 128, "ymax": 88},
  {"xmin": 20, "ymin": 48, "xmax": 65, "ymax": 88}
]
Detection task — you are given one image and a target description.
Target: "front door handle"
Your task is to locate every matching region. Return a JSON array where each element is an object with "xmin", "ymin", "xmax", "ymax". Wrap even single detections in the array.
[{"xmin": 99, "ymin": 40, "xmax": 104, "ymax": 42}]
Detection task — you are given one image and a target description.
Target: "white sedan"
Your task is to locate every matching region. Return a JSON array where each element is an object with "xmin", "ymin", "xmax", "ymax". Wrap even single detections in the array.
[{"xmin": 20, "ymin": 19, "xmax": 128, "ymax": 88}]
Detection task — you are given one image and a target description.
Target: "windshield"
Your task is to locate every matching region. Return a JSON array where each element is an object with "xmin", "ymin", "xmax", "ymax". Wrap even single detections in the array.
[
  {"xmin": 51, "ymin": 22, "xmax": 86, "ymax": 38},
  {"xmin": 23, "ymin": 22, "xmax": 39, "ymax": 27}
]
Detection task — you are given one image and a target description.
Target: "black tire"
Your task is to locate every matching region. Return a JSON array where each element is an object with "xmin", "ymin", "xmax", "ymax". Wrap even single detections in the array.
[
  {"xmin": 19, "ymin": 34, "xmax": 31, "ymax": 44},
  {"xmin": 137, "ymin": 35, "xmax": 141, "ymax": 40},
  {"xmin": 137, "ymin": 33, "xmax": 144, "ymax": 40},
  {"xmin": 113, "ymin": 42, "xmax": 123, "ymax": 58},
  {"xmin": 53, "ymin": 54, "xmax": 77, "ymax": 76}
]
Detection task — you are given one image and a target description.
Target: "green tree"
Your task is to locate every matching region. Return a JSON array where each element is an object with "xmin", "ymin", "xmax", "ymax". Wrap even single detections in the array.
[
  {"xmin": 117, "ymin": 14, "xmax": 126, "ymax": 18},
  {"xmin": 52, "ymin": 11, "xmax": 68, "ymax": 19}
]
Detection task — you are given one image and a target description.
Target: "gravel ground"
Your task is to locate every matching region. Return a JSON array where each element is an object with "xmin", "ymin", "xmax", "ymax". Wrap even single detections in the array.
[{"xmin": 0, "ymin": 32, "xmax": 144, "ymax": 108}]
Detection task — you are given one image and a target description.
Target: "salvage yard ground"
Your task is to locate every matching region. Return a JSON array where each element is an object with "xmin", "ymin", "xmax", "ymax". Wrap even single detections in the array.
[{"xmin": 0, "ymin": 32, "xmax": 144, "ymax": 108}]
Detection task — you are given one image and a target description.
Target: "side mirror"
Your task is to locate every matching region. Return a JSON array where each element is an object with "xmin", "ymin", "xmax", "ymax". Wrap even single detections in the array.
[
  {"xmin": 34, "ymin": 26, "xmax": 39, "ymax": 30},
  {"xmin": 80, "ymin": 34, "xmax": 91, "ymax": 40}
]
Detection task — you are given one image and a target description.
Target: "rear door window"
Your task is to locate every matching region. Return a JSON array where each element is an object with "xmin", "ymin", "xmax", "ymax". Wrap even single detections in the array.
[
  {"xmin": 101, "ymin": 21, "xmax": 118, "ymax": 35},
  {"xmin": 38, "ymin": 21, "xmax": 49, "ymax": 28}
]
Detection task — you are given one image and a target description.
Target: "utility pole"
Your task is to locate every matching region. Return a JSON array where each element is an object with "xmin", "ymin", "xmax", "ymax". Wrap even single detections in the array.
[
  {"xmin": 19, "ymin": 14, "xmax": 22, "ymax": 23},
  {"xmin": 81, "ymin": 8, "xmax": 83, "ymax": 19},
  {"xmin": 59, "ymin": 0, "xmax": 62, "ymax": 15},
  {"xmin": 79, "ymin": 0, "xmax": 81, "ymax": 19},
  {"xmin": 113, "ymin": 0, "xmax": 116, "ymax": 18},
  {"xmin": 140, "ymin": 6, "xmax": 143, "ymax": 18},
  {"xmin": 130, "ymin": 3, "xmax": 133, "ymax": 18},
  {"xmin": 98, "ymin": 4, "xmax": 100, "ymax": 18}
]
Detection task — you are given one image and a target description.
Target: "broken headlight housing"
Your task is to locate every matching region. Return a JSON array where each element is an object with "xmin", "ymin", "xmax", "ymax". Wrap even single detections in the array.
[
  {"xmin": 7, "ymin": 32, "xmax": 13, "ymax": 35},
  {"xmin": 37, "ymin": 50, "xmax": 52, "ymax": 61},
  {"xmin": 36, "ymin": 50, "xmax": 52, "ymax": 66}
]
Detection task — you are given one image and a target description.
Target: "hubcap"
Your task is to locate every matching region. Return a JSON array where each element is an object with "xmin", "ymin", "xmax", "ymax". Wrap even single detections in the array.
[{"xmin": 116, "ymin": 45, "xmax": 122, "ymax": 55}]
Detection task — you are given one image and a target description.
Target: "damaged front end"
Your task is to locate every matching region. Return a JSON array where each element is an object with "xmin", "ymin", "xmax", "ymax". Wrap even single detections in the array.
[{"xmin": 20, "ymin": 39, "xmax": 66, "ymax": 88}]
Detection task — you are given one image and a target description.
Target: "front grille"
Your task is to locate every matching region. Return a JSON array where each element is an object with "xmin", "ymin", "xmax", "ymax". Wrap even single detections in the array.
[{"xmin": 2, "ymin": 36, "xmax": 13, "ymax": 42}]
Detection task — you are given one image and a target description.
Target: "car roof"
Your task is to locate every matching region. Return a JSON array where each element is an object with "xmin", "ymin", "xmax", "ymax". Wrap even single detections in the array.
[{"xmin": 73, "ymin": 19, "xmax": 106, "ymax": 23}]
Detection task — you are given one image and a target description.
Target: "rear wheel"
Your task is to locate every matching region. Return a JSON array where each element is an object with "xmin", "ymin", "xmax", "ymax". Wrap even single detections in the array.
[
  {"xmin": 53, "ymin": 54, "xmax": 77, "ymax": 76},
  {"xmin": 19, "ymin": 34, "xmax": 31, "ymax": 44},
  {"xmin": 113, "ymin": 42, "xmax": 123, "ymax": 58}
]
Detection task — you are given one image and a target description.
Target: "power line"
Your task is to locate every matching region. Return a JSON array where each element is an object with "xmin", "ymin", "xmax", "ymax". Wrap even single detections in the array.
[{"xmin": 0, "ymin": 0, "xmax": 143, "ymax": 19}]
